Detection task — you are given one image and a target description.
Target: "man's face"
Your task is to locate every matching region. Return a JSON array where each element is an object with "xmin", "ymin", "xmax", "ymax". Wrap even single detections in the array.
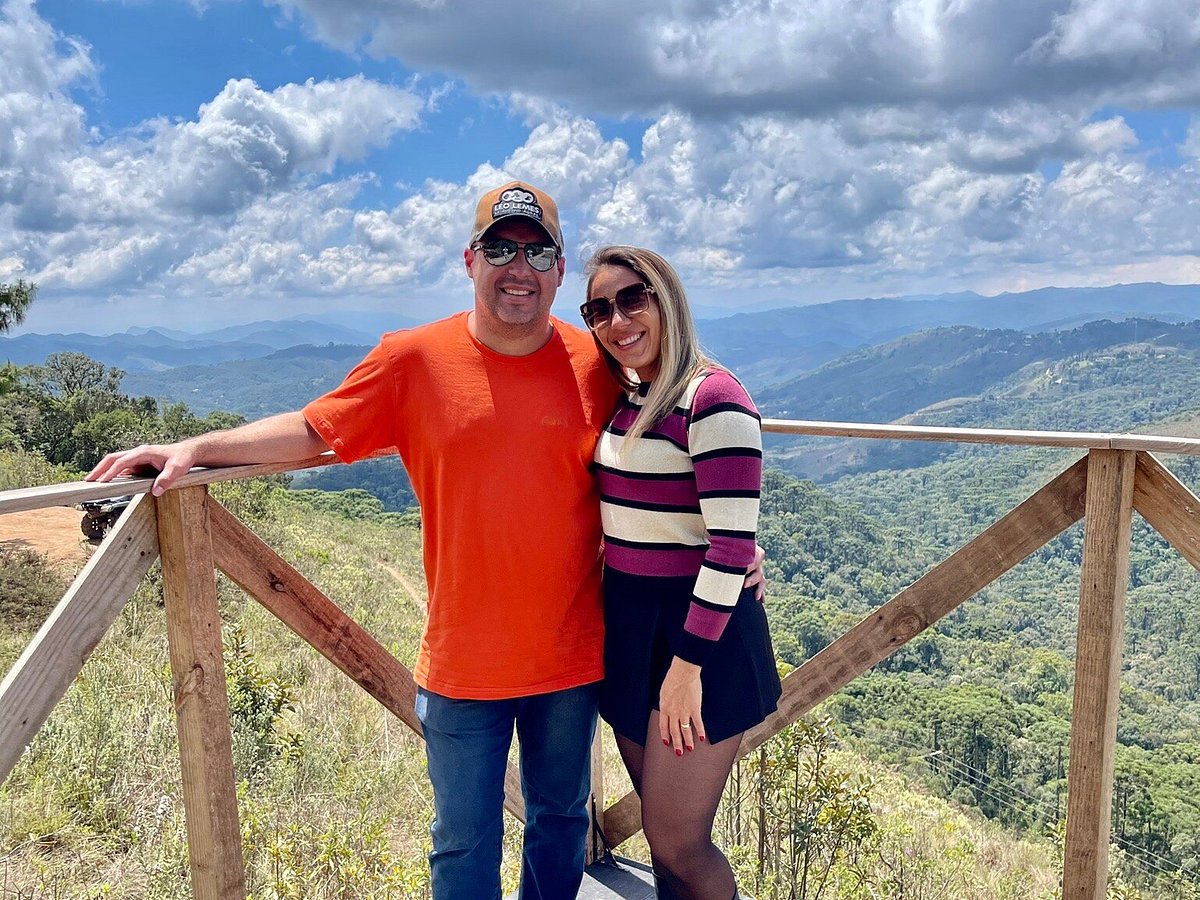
[{"xmin": 465, "ymin": 219, "xmax": 565, "ymax": 332}]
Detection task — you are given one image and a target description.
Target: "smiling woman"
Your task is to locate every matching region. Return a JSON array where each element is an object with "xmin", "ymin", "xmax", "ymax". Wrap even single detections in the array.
[{"xmin": 582, "ymin": 245, "xmax": 779, "ymax": 900}]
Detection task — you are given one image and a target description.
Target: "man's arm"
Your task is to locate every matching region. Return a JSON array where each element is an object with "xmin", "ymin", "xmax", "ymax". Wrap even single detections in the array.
[{"xmin": 86, "ymin": 410, "xmax": 330, "ymax": 497}]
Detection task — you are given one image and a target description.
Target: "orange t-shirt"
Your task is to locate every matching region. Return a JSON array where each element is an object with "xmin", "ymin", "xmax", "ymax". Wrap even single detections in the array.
[{"xmin": 303, "ymin": 312, "xmax": 620, "ymax": 700}]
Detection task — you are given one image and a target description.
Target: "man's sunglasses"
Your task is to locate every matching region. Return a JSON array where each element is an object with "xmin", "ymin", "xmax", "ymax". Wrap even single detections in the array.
[
  {"xmin": 579, "ymin": 282, "xmax": 655, "ymax": 330},
  {"xmin": 471, "ymin": 239, "xmax": 560, "ymax": 272}
]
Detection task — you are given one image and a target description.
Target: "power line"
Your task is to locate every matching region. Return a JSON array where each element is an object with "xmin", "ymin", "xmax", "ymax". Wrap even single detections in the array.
[{"xmin": 829, "ymin": 718, "xmax": 1196, "ymax": 884}]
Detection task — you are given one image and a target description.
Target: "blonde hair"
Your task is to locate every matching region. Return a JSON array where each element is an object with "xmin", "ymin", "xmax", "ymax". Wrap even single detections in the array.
[{"xmin": 584, "ymin": 245, "xmax": 721, "ymax": 442}]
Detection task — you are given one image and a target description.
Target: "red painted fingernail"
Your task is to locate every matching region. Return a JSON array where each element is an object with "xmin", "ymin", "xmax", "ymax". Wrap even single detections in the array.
[
  {"xmin": 699, "ymin": 735, "xmax": 706, "ymax": 742},
  {"xmin": 663, "ymin": 739, "xmax": 669, "ymax": 746},
  {"xmin": 676, "ymin": 749, "xmax": 682, "ymax": 757}
]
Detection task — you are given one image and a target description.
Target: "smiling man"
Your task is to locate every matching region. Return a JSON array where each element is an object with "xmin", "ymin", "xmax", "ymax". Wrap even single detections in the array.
[{"xmin": 89, "ymin": 182, "xmax": 621, "ymax": 900}]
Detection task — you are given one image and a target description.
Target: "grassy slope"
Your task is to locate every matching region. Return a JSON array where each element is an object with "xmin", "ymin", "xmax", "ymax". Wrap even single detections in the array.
[{"xmin": 1, "ymin": 477, "xmax": 1076, "ymax": 899}]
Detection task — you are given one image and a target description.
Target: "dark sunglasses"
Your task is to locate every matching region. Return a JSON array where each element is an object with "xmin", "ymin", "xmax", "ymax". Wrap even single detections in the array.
[
  {"xmin": 579, "ymin": 282, "xmax": 655, "ymax": 330},
  {"xmin": 471, "ymin": 239, "xmax": 559, "ymax": 272}
]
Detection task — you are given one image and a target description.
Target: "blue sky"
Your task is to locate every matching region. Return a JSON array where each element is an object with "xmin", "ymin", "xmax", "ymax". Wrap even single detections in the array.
[{"xmin": 5, "ymin": 0, "xmax": 1200, "ymax": 334}]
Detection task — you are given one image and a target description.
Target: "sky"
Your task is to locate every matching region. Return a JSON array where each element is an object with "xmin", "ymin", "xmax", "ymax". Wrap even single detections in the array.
[{"xmin": 5, "ymin": 0, "xmax": 1200, "ymax": 335}]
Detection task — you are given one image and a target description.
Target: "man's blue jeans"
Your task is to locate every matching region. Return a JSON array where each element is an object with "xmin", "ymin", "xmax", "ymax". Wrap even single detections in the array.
[{"xmin": 416, "ymin": 682, "xmax": 598, "ymax": 900}]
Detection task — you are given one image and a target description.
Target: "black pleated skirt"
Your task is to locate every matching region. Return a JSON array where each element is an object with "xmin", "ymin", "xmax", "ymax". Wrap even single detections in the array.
[{"xmin": 599, "ymin": 566, "xmax": 782, "ymax": 746}]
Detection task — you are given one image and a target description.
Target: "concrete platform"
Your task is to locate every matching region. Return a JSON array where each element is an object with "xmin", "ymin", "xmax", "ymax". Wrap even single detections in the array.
[
  {"xmin": 504, "ymin": 855, "xmax": 656, "ymax": 899},
  {"xmin": 577, "ymin": 856, "xmax": 656, "ymax": 899}
]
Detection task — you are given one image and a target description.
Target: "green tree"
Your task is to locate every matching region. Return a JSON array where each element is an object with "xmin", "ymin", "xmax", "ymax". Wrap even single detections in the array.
[{"xmin": 0, "ymin": 279, "xmax": 36, "ymax": 333}]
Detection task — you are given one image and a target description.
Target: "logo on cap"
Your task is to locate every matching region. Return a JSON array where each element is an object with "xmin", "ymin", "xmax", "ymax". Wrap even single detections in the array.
[{"xmin": 493, "ymin": 188, "xmax": 543, "ymax": 223}]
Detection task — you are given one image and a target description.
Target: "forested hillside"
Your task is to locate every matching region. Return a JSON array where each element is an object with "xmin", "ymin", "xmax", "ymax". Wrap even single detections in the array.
[
  {"xmin": 122, "ymin": 344, "xmax": 371, "ymax": 418},
  {"xmin": 3, "ymin": 454, "xmax": 1087, "ymax": 899},
  {"xmin": 5, "ymin": 300, "xmax": 1200, "ymax": 895},
  {"xmin": 757, "ymin": 447, "xmax": 1200, "ymax": 885},
  {"xmin": 764, "ymin": 318, "xmax": 1200, "ymax": 481}
]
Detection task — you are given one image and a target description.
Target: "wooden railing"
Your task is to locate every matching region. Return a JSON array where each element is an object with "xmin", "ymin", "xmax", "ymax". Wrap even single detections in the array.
[{"xmin": 4, "ymin": 420, "xmax": 1200, "ymax": 900}]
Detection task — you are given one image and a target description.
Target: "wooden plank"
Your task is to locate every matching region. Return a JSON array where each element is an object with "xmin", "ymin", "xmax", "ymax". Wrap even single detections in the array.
[
  {"xmin": 763, "ymin": 420, "xmax": 1200, "ymax": 455},
  {"xmin": 587, "ymin": 725, "xmax": 605, "ymax": 865},
  {"xmin": 205, "ymin": 500, "xmax": 532, "ymax": 821},
  {"xmin": 603, "ymin": 455, "xmax": 1091, "ymax": 849},
  {"xmin": 1109, "ymin": 434, "xmax": 1200, "ymax": 455},
  {"xmin": 9, "ymin": 424, "xmax": 1200, "ymax": 516},
  {"xmin": 0, "ymin": 494, "xmax": 159, "ymax": 785},
  {"xmin": 1063, "ymin": 450, "xmax": 1136, "ymax": 900},
  {"xmin": 505, "ymin": 759, "xmax": 526, "ymax": 822},
  {"xmin": 1131, "ymin": 451, "xmax": 1200, "ymax": 572},
  {"xmin": 158, "ymin": 487, "xmax": 246, "ymax": 900},
  {"xmin": 0, "ymin": 453, "xmax": 341, "ymax": 515},
  {"xmin": 208, "ymin": 499, "xmax": 421, "ymax": 730}
]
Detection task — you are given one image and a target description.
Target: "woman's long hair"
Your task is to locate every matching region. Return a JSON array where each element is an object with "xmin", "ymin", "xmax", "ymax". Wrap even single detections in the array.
[{"xmin": 584, "ymin": 245, "xmax": 722, "ymax": 442}]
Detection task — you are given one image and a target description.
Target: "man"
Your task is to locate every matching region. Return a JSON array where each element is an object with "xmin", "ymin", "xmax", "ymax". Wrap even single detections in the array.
[{"xmin": 88, "ymin": 181, "xmax": 761, "ymax": 899}]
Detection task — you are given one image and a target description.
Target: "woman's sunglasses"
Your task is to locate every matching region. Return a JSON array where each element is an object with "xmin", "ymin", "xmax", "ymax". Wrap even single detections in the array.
[
  {"xmin": 579, "ymin": 283, "xmax": 655, "ymax": 330},
  {"xmin": 471, "ymin": 239, "xmax": 560, "ymax": 272}
]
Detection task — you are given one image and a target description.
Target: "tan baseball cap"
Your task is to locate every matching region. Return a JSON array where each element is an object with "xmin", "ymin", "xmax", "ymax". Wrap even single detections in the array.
[{"xmin": 469, "ymin": 181, "xmax": 563, "ymax": 250}]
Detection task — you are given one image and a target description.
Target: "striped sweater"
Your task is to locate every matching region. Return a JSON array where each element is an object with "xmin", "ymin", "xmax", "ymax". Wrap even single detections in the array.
[{"xmin": 594, "ymin": 369, "xmax": 763, "ymax": 665}]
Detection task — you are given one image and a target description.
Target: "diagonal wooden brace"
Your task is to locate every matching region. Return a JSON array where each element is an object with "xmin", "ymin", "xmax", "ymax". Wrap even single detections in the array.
[{"xmin": 604, "ymin": 455, "xmax": 1090, "ymax": 849}]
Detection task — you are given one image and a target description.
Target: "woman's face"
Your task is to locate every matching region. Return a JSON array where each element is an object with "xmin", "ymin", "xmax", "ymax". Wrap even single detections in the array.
[{"xmin": 588, "ymin": 264, "xmax": 663, "ymax": 382}]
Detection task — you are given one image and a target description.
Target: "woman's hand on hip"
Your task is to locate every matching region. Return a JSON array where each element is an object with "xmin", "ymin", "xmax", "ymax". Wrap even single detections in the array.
[{"xmin": 659, "ymin": 657, "xmax": 705, "ymax": 755}]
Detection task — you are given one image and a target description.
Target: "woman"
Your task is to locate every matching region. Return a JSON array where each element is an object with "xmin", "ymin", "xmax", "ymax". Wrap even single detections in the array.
[{"xmin": 581, "ymin": 246, "xmax": 781, "ymax": 900}]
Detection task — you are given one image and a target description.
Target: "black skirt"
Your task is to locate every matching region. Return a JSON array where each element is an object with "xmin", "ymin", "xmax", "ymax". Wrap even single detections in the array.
[{"xmin": 599, "ymin": 566, "xmax": 782, "ymax": 746}]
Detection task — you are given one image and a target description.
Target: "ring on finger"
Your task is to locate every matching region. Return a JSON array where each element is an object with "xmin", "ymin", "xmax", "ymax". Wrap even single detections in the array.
[{"xmin": 680, "ymin": 723, "xmax": 692, "ymax": 730}]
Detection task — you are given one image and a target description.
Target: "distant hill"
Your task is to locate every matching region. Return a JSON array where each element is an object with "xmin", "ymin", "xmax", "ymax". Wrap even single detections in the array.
[
  {"xmin": 699, "ymin": 281, "xmax": 1200, "ymax": 388},
  {"xmin": 761, "ymin": 318, "xmax": 1200, "ymax": 481},
  {"xmin": 0, "ymin": 320, "xmax": 383, "ymax": 373},
  {"xmin": 7, "ymin": 281, "xmax": 1198, "ymax": 385},
  {"xmin": 122, "ymin": 343, "xmax": 371, "ymax": 417}
]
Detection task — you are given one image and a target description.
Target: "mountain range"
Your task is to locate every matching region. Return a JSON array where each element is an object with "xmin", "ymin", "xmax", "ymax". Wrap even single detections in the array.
[{"xmin": 4, "ymin": 282, "xmax": 1198, "ymax": 387}]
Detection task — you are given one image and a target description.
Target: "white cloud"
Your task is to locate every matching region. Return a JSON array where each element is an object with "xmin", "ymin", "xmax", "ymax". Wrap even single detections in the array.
[
  {"xmin": 7, "ymin": 0, "xmax": 1200, "ymax": 333},
  {"xmin": 0, "ymin": 1, "xmax": 428, "ymax": 310},
  {"xmin": 271, "ymin": 0, "xmax": 1200, "ymax": 116},
  {"xmin": 0, "ymin": 0, "xmax": 94, "ymax": 227},
  {"xmin": 155, "ymin": 76, "xmax": 422, "ymax": 216}
]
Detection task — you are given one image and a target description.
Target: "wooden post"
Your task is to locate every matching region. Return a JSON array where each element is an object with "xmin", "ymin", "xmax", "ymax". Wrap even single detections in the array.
[
  {"xmin": 0, "ymin": 494, "xmax": 159, "ymax": 785},
  {"xmin": 586, "ymin": 725, "xmax": 605, "ymax": 865},
  {"xmin": 1063, "ymin": 449, "xmax": 1136, "ymax": 900},
  {"xmin": 157, "ymin": 487, "xmax": 246, "ymax": 900}
]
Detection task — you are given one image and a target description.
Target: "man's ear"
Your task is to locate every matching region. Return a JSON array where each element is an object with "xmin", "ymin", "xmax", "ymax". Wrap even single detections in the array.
[
  {"xmin": 464, "ymin": 247, "xmax": 475, "ymax": 279},
  {"xmin": 556, "ymin": 256, "xmax": 565, "ymax": 287}
]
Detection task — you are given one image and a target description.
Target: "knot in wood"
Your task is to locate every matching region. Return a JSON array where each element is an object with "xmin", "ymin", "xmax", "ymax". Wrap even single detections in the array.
[
  {"xmin": 174, "ymin": 663, "xmax": 205, "ymax": 711},
  {"xmin": 890, "ymin": 607, "xmax": 926, "ymax": 645},
  {"xmin": 268, "ymin": 573, "xmax": 287, "ymax": 593}
]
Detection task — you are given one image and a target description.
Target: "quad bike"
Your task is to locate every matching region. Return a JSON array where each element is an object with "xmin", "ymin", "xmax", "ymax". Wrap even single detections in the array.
[{"xmin": 80, "ymin": 495, "xmax": 133, "ymax": 540}]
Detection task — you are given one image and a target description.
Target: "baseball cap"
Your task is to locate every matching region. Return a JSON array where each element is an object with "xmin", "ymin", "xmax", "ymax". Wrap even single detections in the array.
[{"xmin": 469, "ymin": 181, "xmax": 563, "ymax": 250}]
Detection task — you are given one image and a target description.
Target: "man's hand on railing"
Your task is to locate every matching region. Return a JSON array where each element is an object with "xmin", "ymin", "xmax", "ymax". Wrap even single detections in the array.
[
  {"xmin": 85, "ymin": 411, "xmax": 331, "ymax": 498},
  {"xmin": 87, "ymin": 442, "xmax": 199, "ymax": 497}
]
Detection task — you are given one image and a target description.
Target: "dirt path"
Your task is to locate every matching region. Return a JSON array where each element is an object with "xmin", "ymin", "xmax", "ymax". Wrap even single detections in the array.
[
  {"xmin": 375, "ymin": 560, "xmax": 426, "ymax": 612},
  {"xmin": 0, "ymin": 506, "xmax": 94, "ymax": 573}
]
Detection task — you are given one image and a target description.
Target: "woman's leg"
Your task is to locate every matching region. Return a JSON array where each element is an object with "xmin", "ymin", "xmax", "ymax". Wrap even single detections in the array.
[
  {"xmin": 615, "ymin": 731, "xmax": 684, "ymax": 898},
  {"xmin": 639, "ymin": 712, "xmax": 741, "ymax": 900},
  {"xmin": 614, "ymin": 731, "xmax": 646, "ymax": 795}
]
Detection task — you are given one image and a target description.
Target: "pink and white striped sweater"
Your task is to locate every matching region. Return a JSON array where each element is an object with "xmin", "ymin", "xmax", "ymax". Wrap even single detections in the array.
[{"xmin": 594, "ymin": 369, "xmax": 762, "ymax": 665}]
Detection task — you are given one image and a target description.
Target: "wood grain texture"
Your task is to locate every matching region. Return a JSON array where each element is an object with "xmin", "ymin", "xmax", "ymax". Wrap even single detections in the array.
[
  {"xmin": 603, "ymin": 456, "xmax": 1090, "ymax": 849},
  {"xmin": 0, "ymin": 494, "xmax": 159, "ymax": 786},
  {"xmin": 0, "ymin": 454, "xmax": 340, "ymax": 514},
  {"xmin": 587, "ymin": 726, "xmax": 605, "ymax": 865},
  {"xmin": 158, "ymin": 487, "xmax": 246, "ymax": 900},
  {"xmin": 7, "ymin": 424, "xmax": 1200, "ymax": 516},
  {"xmin": 761, "ymin": 420, "xmax": 1200, "ymax": 454},
  {"xmin": 205, "ymin": 500, "xmax": 532, "ymax": 821},
  {"xmin": 1063, "ymin": 450, "xmax": 1136, "ymax": 900},
  {"xmin": 1132, "ymin": 451, "xmax": 1200, "ymax": 572}
]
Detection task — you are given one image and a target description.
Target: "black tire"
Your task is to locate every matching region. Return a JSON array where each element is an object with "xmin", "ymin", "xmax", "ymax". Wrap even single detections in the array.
[{"xmin": 81, "ymin": 514, "xmax": 106, "ymax": 540}]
